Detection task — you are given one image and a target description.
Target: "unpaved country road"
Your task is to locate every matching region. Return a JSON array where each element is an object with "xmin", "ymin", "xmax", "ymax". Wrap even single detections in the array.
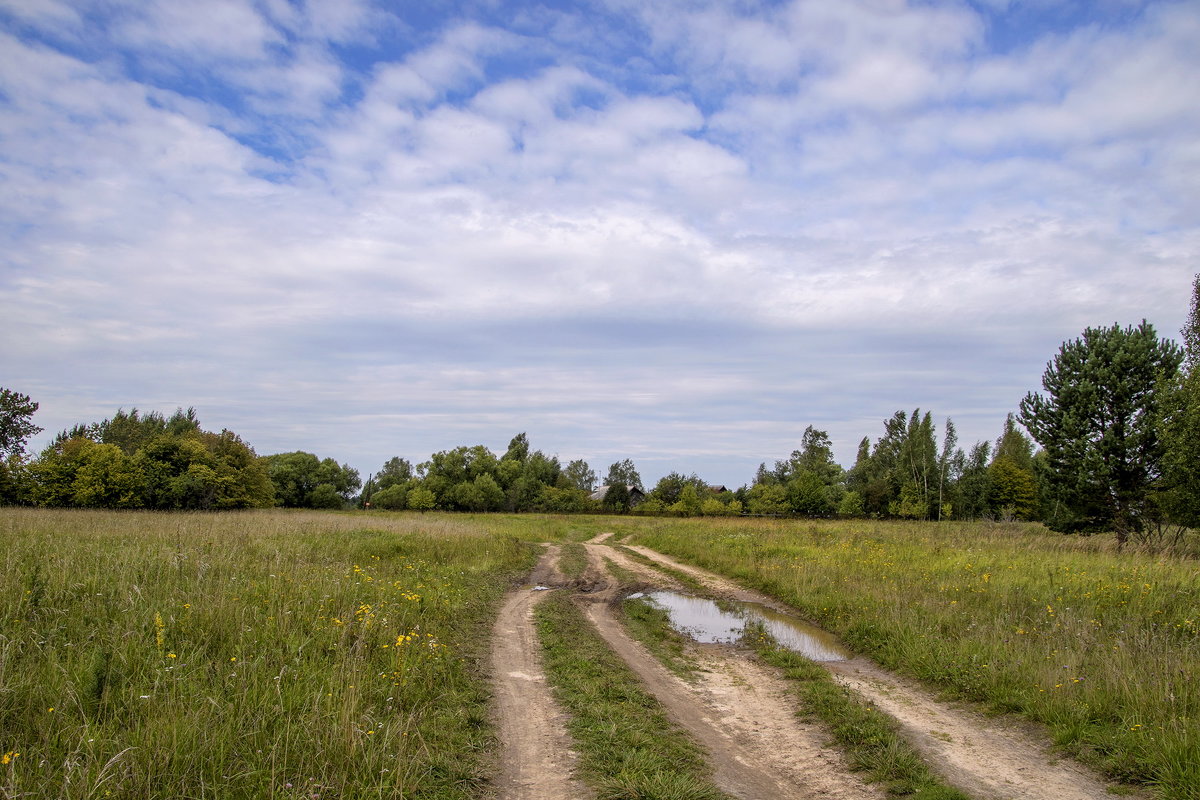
[
  {"xmin": 490, "ymin": 546, "xmax": 590, "ymax": 800},
  {"xmin": 621, "ymin": 543, "xmax": 1123, "ymax": 800},
  {"xmin": 581, "ymin": 540, "xmax": 884, "ymax": 800}
]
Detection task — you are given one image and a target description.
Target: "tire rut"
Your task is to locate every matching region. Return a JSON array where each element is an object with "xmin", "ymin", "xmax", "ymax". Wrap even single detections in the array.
[
  {"xmin": 621, "ymin": 544, "xmax": 1125, "ymax": 800},
  {"xmin": 580, "ymin": 541, "xmax": 883, "ymax": 800},
  {"xmin": 490, "ymin": 545, "xmax": 590, "ymax": 800}
]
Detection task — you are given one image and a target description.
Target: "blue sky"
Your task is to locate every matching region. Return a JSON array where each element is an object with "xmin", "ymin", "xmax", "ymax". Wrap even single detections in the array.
[{"xmin": 2, "ymin": 0, "xmax": 1196, "ymax": 488}]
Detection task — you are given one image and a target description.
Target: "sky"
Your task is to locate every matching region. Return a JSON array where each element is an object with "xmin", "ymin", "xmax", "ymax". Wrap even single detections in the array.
[{"xmin": 2, "ymin": 0, "xmax": 1197, "ymax": 489}]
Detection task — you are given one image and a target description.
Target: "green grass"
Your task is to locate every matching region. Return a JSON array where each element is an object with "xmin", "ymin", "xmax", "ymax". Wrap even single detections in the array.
[
  {"xmin": 535, "ymin": 592, "xmax": 730, "ymax": 800},
  {"xmin": 603, "ymin": 556, "xmax": 642, "ymax": 588},
  {"xmin": 557, "ymin": 542, "xmax": 589, "ymax": 579},
  {"xmin": 0, "ymin": 508, "xmax": 536, "ymax": 799},
  {"xmin": 456, "ymin": 513, "xmax": 617, "ymax": 544},
  {"xmin": 626, "ymin": 517, "xmax": 1200, "ymax": 800},
  {"xmin": 614, "ymin": 546, "xmax": 707, "ymax": 593},
  {"xmin": 620, "ymin": 598, "xmax": 698, "ymax": 681}
]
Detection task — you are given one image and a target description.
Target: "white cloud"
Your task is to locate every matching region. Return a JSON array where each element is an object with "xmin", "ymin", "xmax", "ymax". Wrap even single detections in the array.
[
  {"xmin": 2, "ymin": 0, "xmax": 1197, "ymax": 485},
  {"xmin": 0, "ymin": 0, "xmax": 81, "ymax": 31},
  {"xmin": 406, "ymin": 23, "xmax": 519, "ymax": 95},
  {"xmin": 114, "ymin": 0, "xmax": 282, "ymax": 61}
]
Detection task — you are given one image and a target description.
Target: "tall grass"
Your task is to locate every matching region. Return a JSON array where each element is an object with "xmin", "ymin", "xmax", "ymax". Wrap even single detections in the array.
[
  {"xmin": 451, "ymin": 514, "xmax": 613, "ymax": 544},
  {"xmin": 628, "ymin": 517, "xmax": 1200, "ymax": 800},
  {"xmin": 0, "ymin": 508, "xmax": 535, "ymax": 799}
]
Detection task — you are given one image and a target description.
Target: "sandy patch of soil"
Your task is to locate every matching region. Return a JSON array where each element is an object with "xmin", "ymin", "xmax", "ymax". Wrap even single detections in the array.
[{"xmin": 590, "ymin": 538, "xmax": 688, "ymax": 589}]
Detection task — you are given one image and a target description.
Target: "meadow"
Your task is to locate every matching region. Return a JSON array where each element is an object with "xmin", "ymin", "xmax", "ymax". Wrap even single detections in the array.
[
  {"xmin": 4, "ymin": 509, "xmax": 1197, "ymax": 799},
  {"xmin": 625, "ymin": 517, "xmax": 1200, "ymax": 799},
  {"xmin": 0, "ymin": 509, "xmax": 539, "ymax": 799}
]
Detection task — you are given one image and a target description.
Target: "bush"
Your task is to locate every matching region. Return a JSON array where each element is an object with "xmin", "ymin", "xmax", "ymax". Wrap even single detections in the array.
[
  {"xmin": 838, "ymin": 490, "xmax": 865, "ymax": 517},
  {"xmin": 309, "ymin": 483, "xmax": 344, "ymax": 509},
  {"xmin": 407, "ymin": 487, "xmax": 436, "ymax": 512},
  {"xmin": 370, "ymin": 484, "xmax": 409, "ymax": 510}
]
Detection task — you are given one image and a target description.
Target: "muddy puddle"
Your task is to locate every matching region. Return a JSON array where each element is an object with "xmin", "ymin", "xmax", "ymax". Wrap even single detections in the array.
[{"xmin": 630, "ymin": 590, "xmax": 850, "ymax": 662}]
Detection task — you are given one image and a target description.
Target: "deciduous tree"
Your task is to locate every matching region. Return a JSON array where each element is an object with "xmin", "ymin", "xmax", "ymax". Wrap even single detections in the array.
[
  {"xmin": 266, "ymin": 451, "xmax": 359, "ymax": 509},
  {"xmin": 563, "ymin": 459, "xmax": 597, "ymax": 492},
  {"xmin": 605, "ymin": 458, "xmax": 642, "ymax": 490},
  {"xmin": 601, "ymin": 481, "xmax": 632, "ymax": 513},
  {"xmin": 407, "ymin": 486, "xmax": 436, "ymax": 512},
  {"xmin": 650, "ymin": 472, "xmax": 707, "ymax": 506}
]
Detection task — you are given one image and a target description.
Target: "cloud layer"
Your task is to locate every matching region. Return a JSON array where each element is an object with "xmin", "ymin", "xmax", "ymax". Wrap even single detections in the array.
[{"xmin": 2, "ymin": 0, "xmax": 1197, "ymax": 486}]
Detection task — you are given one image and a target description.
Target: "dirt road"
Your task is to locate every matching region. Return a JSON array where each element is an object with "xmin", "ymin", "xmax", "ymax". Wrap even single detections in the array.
[
  {"xmin": 580, "ymin": 539, "xmax": 884, "ymax": 800},
  {"xmin": 490, "ymin": 546, "xmax": 589, "ymax": 800},
  {"xmin": 621, "ymin": 543, "xmax": 1122, "ymax": 800}
]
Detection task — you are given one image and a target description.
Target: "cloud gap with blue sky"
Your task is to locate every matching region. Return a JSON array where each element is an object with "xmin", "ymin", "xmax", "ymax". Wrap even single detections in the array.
[{"xmin": 2, "ymin": 0, "xmax": 1196, "ymax": 487}]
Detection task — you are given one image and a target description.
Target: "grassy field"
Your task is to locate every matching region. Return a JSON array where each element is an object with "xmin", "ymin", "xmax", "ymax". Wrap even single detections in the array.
[
  {"xmin": 1, "ymin": 508, "xmax": 537, "ymax": 799},
  {"xmin": 5, "ymin": 509, "xmax": 1196, "ymax": 799},
  {"xmin": 625, "ymin": 517, "xmax": 1200, "ymax": 800}
]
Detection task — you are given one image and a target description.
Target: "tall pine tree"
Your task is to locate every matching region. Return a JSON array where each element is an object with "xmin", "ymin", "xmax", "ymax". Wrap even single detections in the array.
[{"xmin": 1020, "ymin": 321, "xmax": 1182, "ymax": 543}]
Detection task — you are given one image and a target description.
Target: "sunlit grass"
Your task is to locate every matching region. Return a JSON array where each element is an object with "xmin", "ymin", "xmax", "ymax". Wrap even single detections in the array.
[
  {"xmin": 627, "ymin": 517, "xmax": 1200, "ymax": 800},
  {"xmin": 0, "ymin": 508, "xmax": 535, "ymax": 799}
]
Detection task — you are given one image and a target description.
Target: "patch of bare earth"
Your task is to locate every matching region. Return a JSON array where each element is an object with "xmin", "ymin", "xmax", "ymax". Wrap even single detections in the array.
[
  {"xmin": 581, "ymin": 542, "xmax": 884, "ymax": 800},
  {"xmin": 623, "ymin": 544, "xmax": 1124, "ymax": 800},
  {"xmin": 490, "ymin": 546, "xmax": 590, "ymax": 800}
]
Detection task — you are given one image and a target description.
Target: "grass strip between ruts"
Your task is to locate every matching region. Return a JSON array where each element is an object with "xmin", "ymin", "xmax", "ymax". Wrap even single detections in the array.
[
  {"xmin": 609, "ymin": 569, "xmax": 969, "ymax": 798},
  {"xmin": 534, "ymin": 591, "xmax": 731, "ymax": 800},
  {"xmin": 601, "ymin": 555, "xmax": 641, "ymax": 587},
  {"xmin": 557, "ymin": 541, "xmax": 590, "ymax": 579},
  {"xmin": 614, "ymin": 546, "xmax": 707, "ymax": 593},
  {"xmin": 608, "ymin": 540, "xmax": 970, "ymax": 800},
  {"xmin": 620, "ymin": 597, "xmax": 699, "ymax": 681},
  {"xmin": 597, "ymin": 552, "xmax": 698, "ymax": 680},
  {"xmin": 746, "ymin": 624, "xmax": 970, "ymax": 800}
]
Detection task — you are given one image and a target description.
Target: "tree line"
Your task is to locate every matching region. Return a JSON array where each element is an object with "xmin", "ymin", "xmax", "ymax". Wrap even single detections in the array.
[{"xmin": 2, "ymin": 277, "xmax": 1197, "ymax": 543}]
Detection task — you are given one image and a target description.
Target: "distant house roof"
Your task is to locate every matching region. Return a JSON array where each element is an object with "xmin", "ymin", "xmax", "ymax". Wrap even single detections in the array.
[
  {"xmin": 707, "ymin": 485, "xmax": 729, "ymax": 494},
  {"xmin": 589, "ymin": 484, "xmax": 646, "ymax": 503}
]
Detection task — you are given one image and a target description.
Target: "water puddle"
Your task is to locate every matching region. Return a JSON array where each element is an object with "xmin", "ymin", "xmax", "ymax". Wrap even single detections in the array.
[{"xmin": 633, "ymin": 590, "xmax": 849, "ymax": 662}]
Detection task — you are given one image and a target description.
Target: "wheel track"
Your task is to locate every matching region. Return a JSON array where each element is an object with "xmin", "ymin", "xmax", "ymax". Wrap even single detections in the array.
[
  {"xmin": 620, "ymin": 543, "xmax": 1126, "ymax": 800},
  {"xmin": 490, "ymin": 545, "xmax": 590, "ymax": 800},
  {"xmin": 579, "ymin": 537, "xmax": 884, "ymax": 800}
]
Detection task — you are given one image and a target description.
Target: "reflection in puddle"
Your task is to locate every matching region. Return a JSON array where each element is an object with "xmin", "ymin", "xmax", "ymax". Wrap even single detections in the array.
[{"xmin": 637, "ymin": 590, "xmax": 850, "ymax": 662}]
